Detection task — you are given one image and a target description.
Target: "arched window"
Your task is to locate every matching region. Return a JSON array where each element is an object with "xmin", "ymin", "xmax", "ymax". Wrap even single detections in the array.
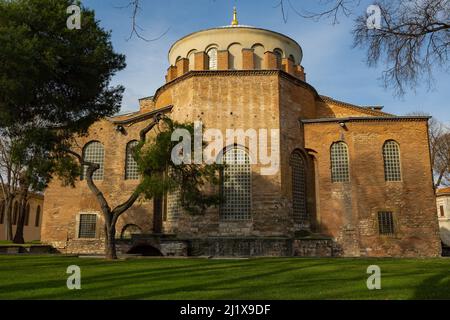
[
  {"xmin": 383, "ymin": 140, "xmax": 402, "ymax": 181},
  {"xmin": 24, "ymin": 203, "xmax": 30, "ymax": 226},
  {"xmin": 81, "ymin": 141, "xmax": 105, "ymax": 180},
  {"xmin": 0, "ymin": 201, "xmax": 5, "ymax": 224},
  {"xmin": 289, "ymin": 54, "xmax": 295, "ymax": 63},
  {"xmin": 12, "ymin": 201, "xmax": 18, "ymax": 225},
  {"xmin": 252, "ymin": 44, "xmax": 265, "ymax": 70},
  {"xmin": 125, "ymin": 140, "xmax": 139, "ymax": 180},
  {"xmin": 220, "ymin": 147, "xmax": 251, "ymax": 220},
  {"xmin": 187, "ymin": 49, "xmax": 197, "ymax": 70},
  {"xmin": 274, "ymin": 49, "xmax": 283, "ymax": 69},
  {"xmin": 207, "ymin": 48, "xmax": 218, "ymax": 70},
  {"xmin": 331, "ymin": 142, "xmax": 350, "ymax": 182},
  {"xmin": 291, "ymin": 152, "xmax": 307, "ymax": 221},
  {"xmin": 35, "ymin": 206, "xmax": 41, "ymax": 227}
]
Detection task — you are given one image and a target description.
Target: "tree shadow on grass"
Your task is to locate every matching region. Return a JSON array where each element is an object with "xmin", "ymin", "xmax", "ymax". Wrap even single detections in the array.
[
  {"xmin": 411, "ymin": 271, "xmax": 450, "ymax": 300},
  {"xmin": 25, "ymin": 261, "xmax": 333, "ymax": 300}
]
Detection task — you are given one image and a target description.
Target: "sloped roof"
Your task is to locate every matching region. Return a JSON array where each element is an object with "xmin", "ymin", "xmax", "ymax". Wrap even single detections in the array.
[{"xmin": 320, "ymin": 95, "xmax": 393, "ymax": 117}]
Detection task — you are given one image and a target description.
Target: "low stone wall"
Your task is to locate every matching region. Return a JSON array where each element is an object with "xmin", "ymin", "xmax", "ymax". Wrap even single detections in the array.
[
  {"xmin": 65, "ymin": 239, "xmax": 105, "ymax": 255},
  {"xmin": 0, "ymin": 245, "xmax": 53, "ymax": 254},
  {"xmin": 188, "ymin": 237, "xmax": 293, "ymax": 257},
  {"xmin": 293, "ymin": 239, "xmax": 341, "ymax": 257},
  {"xmin": 44, "ymin": 235, "xmax": 345, "ymax": 258}
]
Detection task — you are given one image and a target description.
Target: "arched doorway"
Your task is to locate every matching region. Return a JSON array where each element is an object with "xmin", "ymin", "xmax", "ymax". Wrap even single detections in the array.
[{"xmin": 120, "ymin": 224, "xmax": 142, "ymax": 240}]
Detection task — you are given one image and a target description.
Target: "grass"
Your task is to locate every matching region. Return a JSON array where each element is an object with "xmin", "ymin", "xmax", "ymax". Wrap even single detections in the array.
[
  {"xmin": 0, "ymin": 255, "xmax": 449, "ymax": 300},
  {"xmin": 0, "ymin": 241, "xmax": 42, "ymax": 247}
]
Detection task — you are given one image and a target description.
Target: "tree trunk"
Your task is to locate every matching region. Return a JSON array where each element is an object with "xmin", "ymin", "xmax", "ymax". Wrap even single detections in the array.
[
  {"xmin": 13, "ymin": 198, "xmax": 26, "ymax": 244},
  {"xmin": 105, "ymin": 224, "xmax": 117, "ymax": 260},
  {"xmin": 4, "ymin": 197, "xmax": 13, "ymax": 241},
  {"xmin": 13, "ymin": 192, "xmax": 28, "ymax": 244}
]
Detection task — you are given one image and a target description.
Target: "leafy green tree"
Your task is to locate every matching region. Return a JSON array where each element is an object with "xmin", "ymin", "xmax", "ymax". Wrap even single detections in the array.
[
  {"xmin": 0, "ymin": 0, "xmax": 221, "ymax": 255},
  {"xmin": 0, "ymin": 0, "xmax": 125, "ymax": 242}
]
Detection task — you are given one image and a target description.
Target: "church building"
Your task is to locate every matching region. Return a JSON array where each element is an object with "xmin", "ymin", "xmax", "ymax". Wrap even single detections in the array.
[{"xmin": 41, "ymin": 10, "xmax": 441, "ymax": 257}]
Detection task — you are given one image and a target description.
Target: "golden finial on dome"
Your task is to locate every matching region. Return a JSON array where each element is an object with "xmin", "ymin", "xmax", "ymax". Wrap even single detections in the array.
[{"xmin": 231, "ymin": 6, "xmax": 239, "ymax": 26}]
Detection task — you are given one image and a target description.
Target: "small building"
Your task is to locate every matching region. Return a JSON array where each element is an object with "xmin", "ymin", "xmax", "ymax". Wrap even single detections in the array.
[
  {"xmin": 0, "ymin": 193, "xmax": 44, "ymax": 242},
  {"xmin": 436, "ymin": 188, "xmax": 450, "ymax": 247}
]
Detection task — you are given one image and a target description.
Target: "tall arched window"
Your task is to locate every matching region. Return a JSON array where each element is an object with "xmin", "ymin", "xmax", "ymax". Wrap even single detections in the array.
[
  {"xmin": 0, "ymin": 201, "xmax": 5, "ymax": 224},
  {"xmin": 125, "ymin": 140, "xmax": 139, "ymax": 180},
  {"xmin": 274, "ymin": 49, "xmax": 283, "ymax": 69},
  {"xmin": 12, "ymin": 201, "xmax": 18, "ymax": 225},
  {"xmin": 383, "ymin": 140, "xmax": 402, "ymax": 181},
  {"xmin": 35, "ymin": 206, "xmax": 41, "ymax": 227},
  {"xmin": 220, "ymin": 147, "xmax": 251, "ymax": 220},
  {"xmin": 187, "ymin": 49, "xmax": 197, "ymax": 71},
  {"xmin": 81, "ymin": 141, "xmax": 105, "ymax": 181},
  {"xmin": 252, "ymin": 44, "xmax": 265, "ymax": 70},
  {"xmin": 24, "ymin": 203, "xmax": 30, "ymax": 226},
  {"xmin": 291, "ymin": 152, "xmax": 307, "ymax": 222},
  {"xmin": 331, "ymin": 142, "xmax": 350, "ymax": 182},
  {"xmin": 207, "ymin": 48, "xmax": 218, "ymax": 70}
]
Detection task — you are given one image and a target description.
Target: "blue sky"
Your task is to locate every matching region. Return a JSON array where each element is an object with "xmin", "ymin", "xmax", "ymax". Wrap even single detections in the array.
[{"xmin": 82, "ymin": 0, "xmax": 449, "ymax": 123}]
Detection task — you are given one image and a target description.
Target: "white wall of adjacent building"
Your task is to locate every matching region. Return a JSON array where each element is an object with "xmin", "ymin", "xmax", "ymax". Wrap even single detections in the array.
[{"xmin": 436, "ymin": 194, "xmax": 450, "ymax": 246}]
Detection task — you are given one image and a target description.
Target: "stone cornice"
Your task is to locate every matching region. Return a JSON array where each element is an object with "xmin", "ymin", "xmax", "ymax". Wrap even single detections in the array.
[
  {"xmin": 301, "ymin": 116, "xmax": 431, "ymax": 125},
  {"xmin": 152, "ymin": 69, "xmax": 320, "ymax": 102}
]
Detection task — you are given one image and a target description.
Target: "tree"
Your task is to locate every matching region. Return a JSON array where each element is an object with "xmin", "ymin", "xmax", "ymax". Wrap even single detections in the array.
[
  {"xmin": 409, "ymin": 112, "xmax": 450, "ymax": 188},
  {"xmin": 67, "ymin": 116, "xmax": 221, "ymax": 259},
  {"xmin": 353, "ymin": 0, "xmax": 449, "ymax": 95},
  {"xmin": 428, "ymin": 118, "xmax": 450, "ymax": 188},
  {"xmin": 0, "ymin": 133, "xmax": 20, "ymax": 241},
  {"xmin": 0, "ymin": 0, "xmax": 126, "ymax": 240}
]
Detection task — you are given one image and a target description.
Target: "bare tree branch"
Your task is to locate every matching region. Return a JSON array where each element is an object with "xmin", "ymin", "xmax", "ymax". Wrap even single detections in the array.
[
  {"xmin": 119, "ymin": 0, "xmax": 170, "ymax": 42},
  {"xmin": 353, "ymin": 0, "xmax": 449, "ymax": 95}
]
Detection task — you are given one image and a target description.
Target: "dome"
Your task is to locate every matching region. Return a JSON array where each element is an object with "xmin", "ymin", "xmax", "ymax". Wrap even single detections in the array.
[
  {"xmin": 164, "ymin": 9, "xmax": 306, "ymax": 83},
  {"xmin": 168, "ymin": 25, "xmax": 303, "ymax": 67}
]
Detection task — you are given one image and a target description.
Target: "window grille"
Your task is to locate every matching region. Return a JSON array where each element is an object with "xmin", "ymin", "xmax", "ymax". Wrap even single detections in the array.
[
  {"xmin": 378, "ymin": 211, "xmax": 395, "ymax": 235},
  {"xmin": 78, "ymin": 214, "xmax": 97, "ymax": 239},
  {"xmin": 291, "ymin": 152, "xmax": 308, "ymax": 221},
  {"xmin": 331, "ymin": 142, "xmax": 350, "ymax": 182},
  {"xmin": 167, "ymin": 188, "xmax": 182, "ymax": 221},
  {"xmin": 81, "ymin": 141, "xmax": 105, "ymax": 181},
  {"xmin": 221, "ymin": 148, "xmax": 251, "ymax": 220},
  {"xmin": 125, "ymin": 141, "xmax": 139, "ymax": 180},
  {"xmin": 383, "ymin": 141, "xmax": 401, "ymax": 181}
]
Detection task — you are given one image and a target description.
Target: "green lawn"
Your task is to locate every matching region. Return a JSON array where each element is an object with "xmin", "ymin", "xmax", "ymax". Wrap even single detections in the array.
[
  {"xmin": 0, "ymin": 255, "xmax": 449, "ymax": 300},
  {"xmin": 0, "ymin": 241, "xmax": 42, "ymax": 247}
]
